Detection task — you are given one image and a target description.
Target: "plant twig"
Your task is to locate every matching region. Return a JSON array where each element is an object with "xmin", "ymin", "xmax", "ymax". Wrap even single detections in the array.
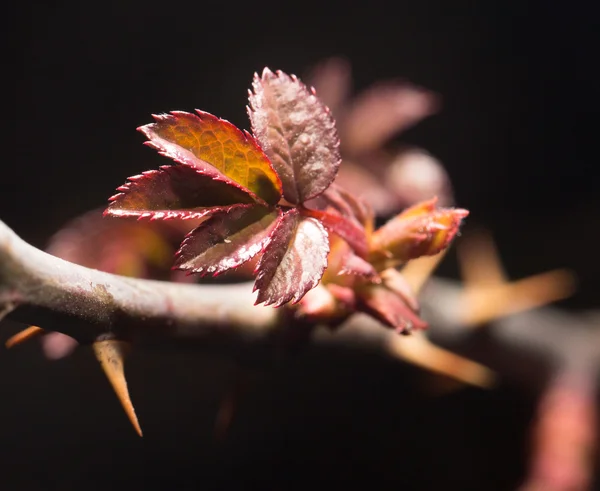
[
  {"xmin": 3, "ymin": 217, "xmax": 598, "ymax": 439},
  {"xmin": 0, "ymin": 219, "xmax": 281, "ymax": 350}
]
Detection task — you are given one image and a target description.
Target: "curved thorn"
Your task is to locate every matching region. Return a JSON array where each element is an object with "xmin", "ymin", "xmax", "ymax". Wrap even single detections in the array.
[
  {"xmin": 386, "ymin": 331, "xmax": 496, "ymax": 389},
  {"xmin": 93, "ymin": 339, "xmax": 143, "ymax": 437},
  {"xmin": 457, "ymin": 230, "xmax": 507, "ymax": 287},
  {"xmin": 5, "ymin": 325, "xmax": 45, "ymax": 349},
  {"xmin": 460, "ymin": 269, "xmax": 577, "ymax": 327}
]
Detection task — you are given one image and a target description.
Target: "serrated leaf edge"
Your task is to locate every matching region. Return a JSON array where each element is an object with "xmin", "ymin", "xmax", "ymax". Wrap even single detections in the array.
[
  {"xmin": 253, "ymin": 210, "xmax": 330, "ymax": 308},
  {"xmin": 173, "ymin": 207, "xmax": 283, "ymax": 277},
  {"xmin": 138, "ymin": 110, "xmax": 282, "ymax": 206},
  {"xmin": 247, "ymin": 67, "xmax": 342, "ymax": 204}
]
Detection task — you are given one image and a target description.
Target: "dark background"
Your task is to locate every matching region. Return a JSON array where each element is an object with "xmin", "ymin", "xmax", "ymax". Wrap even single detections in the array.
[{"xmin": 1, "ymin": 1, "xmax": 598, "ymax": 489}]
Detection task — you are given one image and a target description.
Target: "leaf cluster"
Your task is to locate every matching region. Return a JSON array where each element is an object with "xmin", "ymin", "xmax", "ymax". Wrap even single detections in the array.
[{"xmin": 106, "ymin": 68, "xmax": 468, "ymax": 330}]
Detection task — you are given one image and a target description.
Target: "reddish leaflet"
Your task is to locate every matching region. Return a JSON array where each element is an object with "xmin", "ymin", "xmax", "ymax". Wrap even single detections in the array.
[{"xmin": 106, "ymin": 68, "xmax": 468, "ymax": 329}]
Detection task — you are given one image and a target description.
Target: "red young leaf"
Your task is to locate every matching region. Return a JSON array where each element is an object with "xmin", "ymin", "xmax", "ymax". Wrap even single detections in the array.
[
  {"xmin": 106, "ymin": 165, "xmax": 254, "ymax": 220},
  {"xmin": 356, "ymin": 283, "xmax": 428, "ymax": 335},
  {"xmin": 47, "ymin": 208, "xmax": 200, "ymax": 281},
  {"xmin": 303, "ymin": 207, "xmax": 368, "ymax": 259},
  {"xmin": 320, "ymin": 184, "xmax": 374, "ymax": 232},
  {"xmin": 326, "ymin": 283, "xmax": 357, "ymax": 310},
  {"xmin": 321, "ymin": 233, "xmax": 353, "ymax": 286},
  {"xmin": 296, "ymin": 284, "xmax": 354, "ymax": 325},
  {"xmin": 338, "ymin": 250, "xmax": 379, "ymax": 280},
  {"xmin": 248, "ymin": 68, "xmax": 341, "ymax": 204},
  {"xmin": 139, "ymin": 110, "xmax": 282, "ymax": 205},
  {"xmin": 380, "ymin": 268, "xmax": 420, "ymax": 312},
  {"xmin": 305, "ymin": 183, "xmax": 375, "ymax": 253},
  {"xmin": 320, "ymin": 233, "xmax": 378, "ymax": 283},
  {"xmin": 369, "ymin": 197, "xmax": 469, "ymax": 268},
  {"xmin": 296, "ymin": 284, "xmax": 339, "ymax": 319},
  {"xmin": 254, "ymin": 208, "xmax": 329, "ymax": 307},
  {"xmin": 174, "ymin": 206, "xmax": 282, "ymax": 276}
]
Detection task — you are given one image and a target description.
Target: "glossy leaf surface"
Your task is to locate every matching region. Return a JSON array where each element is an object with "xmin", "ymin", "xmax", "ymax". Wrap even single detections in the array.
[
  {"xmin": 175, "ymin": 206, "xmax": 281, "ymax": 276},
  {"xmin": 139, "ymin": 110, "xmax": 282, "ymax": 205},
  {"xmin": 254, "ymin": 209, "xmax": 329, "ymax": 306},
  {"xmin": 106, "ymin": 165, "xmax": 253, "ymax": 220},
  {"xmin": 248, "ymin": 68, "xmax": 340, "ymax": 204},
  {"xmin": 303, "ymin": 207, "xmax": 368, "ymax": 259}
]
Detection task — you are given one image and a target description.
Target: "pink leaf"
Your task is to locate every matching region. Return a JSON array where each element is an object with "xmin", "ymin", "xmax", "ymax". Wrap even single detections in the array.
[
  {"xmin": 306, "ymin": 57, "xmax": 352, "ymax": 118},
  {"xmin": 105, "ymin": 165, "xmax": 254, "ymax": 220},
  {"xmin": 380, "ymin": 268, "xmax": 420, "ymax": 313},
  {"xmin": 356, "ymin": 283, "xmax": 428, "ymax": 335},
  {"xmin": 254, "ymin": 208, "xmax": 329, "ymax": 307},
  {"xmin": 296, "ymin": 284, "xmax": 338, "ymax": 318},
  {"xmin": 326, "ymin": 284, "xmax": 357, "ymax": 310},
  {"xmin": 302, "ymin": 207, "xmax": 368, "ymax": 259},
  {"xmin": 342, "ymin": 82, "xmax": 439, "ymax": 155},
  {"xmin": 50, "ymin": 207, "xmax": 202, "ymax": 281},
  {"xmin": 174, "ymin": 206, "xmax": 282, "ymax": 276},
  {"xmin": 320, "ymin": 234, "xmax": 379, "ymax": 284},
  {"xmin": 308, "ymin": 183, "xmax": 374, "ymax": 232},
  {"xmin": 248, "ymin": 68, "xmax": 341, "ymax": 204},
  {"xmin": 332, "ymin": 158, "xmax": 400, "ymax": 218},
  {"xmin": 338, "ymin": 250, "xmax": 380, "ymax": 281}
]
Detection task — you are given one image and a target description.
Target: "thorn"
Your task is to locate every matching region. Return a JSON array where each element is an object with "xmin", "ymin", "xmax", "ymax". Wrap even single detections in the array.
[
  {"xmin": 400, "ymin": 249, "xmax": 448, "ymax": 295},
  {"xmin": 457, "ymin": 230, "xmax": 507, "ymax": 288},
  {"xmin": 93, "ymin": 339, "xmax": 142, "ymax": 437},
  {"xmin": 456, "ymin": 229, "xmax": 577, "ymax": 326},
  {"xmin": 386, "ymin": 331, "xmax": 496, "ymax": 389},
  {"xmin": 5, "ymin": 326, "xmax": 45, "ymax": 349},
  {"xmin": 460, "ymin": 268, "xmax": 577, "ymax": 327}
]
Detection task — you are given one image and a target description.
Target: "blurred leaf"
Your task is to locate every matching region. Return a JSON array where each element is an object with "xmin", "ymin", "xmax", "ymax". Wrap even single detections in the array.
[
  {"xmin": 338, "ymin": 249, "xmax": 379, "ymax": 280},
  {"xmin": 342, "ymin": 82, "xmax": 438, "ymax": 156},
  {"xmin": 296, "ymin": 284, "xmax": 339, "ymax": 319},
  {"xmin": 331, "ymin": 157, "xmax": 400, "ymax": 217},
  {"xmin": 321, "ymin": 233, "xmax": 377, "ymax": 285},
  {"xmin": 308, "ymin": 183, "xmax": 374, "ymax": 233},
  {"xmin": 306, "ymin": 58, "xmax": 447, "ymax": 218},
  {"xmin": 254, "ymin": 209, "xmax": 329, "ymax": 306},
  {"xmin": 356, "ymin": 283, "xmax": 427, "ymax": 334},
  {"xmin": 40, "ymin": 207, "xmax": 203, "ymax": 360},
  {"xmin": 139, "ymin": 110, "xmax": 282, "ymax": 205},
  {"xmin": 305, "ymin": 56, "xmax": 351, "ymax": 117},
  {"xmin": 303, "ymin": 207, "xmax": 368, "ymax": 259},
  {"xmin": 326, "ymin": 283, "xmax": 357, "ymax": 310},
  {"xmin": 248, "ymin": 68, "xmax": 341, "ymax": 204},
  {"xmin": 106, "ymin": 165, "xmax": 253, "ymax": 220},
  {"xmin": 380, "ymin": 268, "xmax": 420, "ymax": 312},
  {"xmin": 175, "ymin": 206, "xmax": 281, "ymax": 276},
  {"xmin": 48, "ymin": 207, "xmax": 195, "ymax": 279}
]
